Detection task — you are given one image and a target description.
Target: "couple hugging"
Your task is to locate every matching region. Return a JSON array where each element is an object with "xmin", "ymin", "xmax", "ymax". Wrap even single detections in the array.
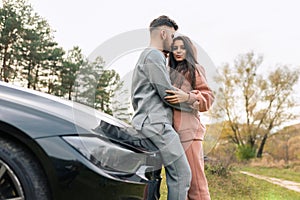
[{"xmin": 131, "ymin": 15, "xmax": 214, "ymax": 200}]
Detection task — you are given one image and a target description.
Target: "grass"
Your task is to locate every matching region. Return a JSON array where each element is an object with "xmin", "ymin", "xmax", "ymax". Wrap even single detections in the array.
[
  {"xmin": 159, "ymin": 167, "xmax": 300, "ymax": 200},
  {"xmin": 160, "ymin": 168, "xmax": 168, "ymax": 200},
  {"xmin": 207, "ymin": 170, "xmax": 300, "ymax": 200}
]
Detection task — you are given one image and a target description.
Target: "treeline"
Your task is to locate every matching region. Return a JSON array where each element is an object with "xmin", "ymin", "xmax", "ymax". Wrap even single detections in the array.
[
  {"xmin": 0, "ymin": 0, "xmax": 131, "ymax": 122},
  {"xmin": 265, "ymin": 123, "xmax": 300, "ymax": 163}
]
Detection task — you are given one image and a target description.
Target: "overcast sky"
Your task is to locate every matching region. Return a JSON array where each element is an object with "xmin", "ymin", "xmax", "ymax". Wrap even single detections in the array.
[
  {"xmin": 29, "ymin": 0, "xmax": 300, "ymax": 66},
  {"xmin": 29, "ymin": 0, "xmax": 300, "ymax": 97},
  {"xmin": 29, "ymin": 0, "xmax": 300, "ymax": 101}
]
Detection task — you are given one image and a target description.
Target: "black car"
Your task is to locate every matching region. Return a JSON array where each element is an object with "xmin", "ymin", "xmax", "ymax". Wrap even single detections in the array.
[{"xmin": 0, "ymin": 81, "xmax": 161, "ymax": 200}]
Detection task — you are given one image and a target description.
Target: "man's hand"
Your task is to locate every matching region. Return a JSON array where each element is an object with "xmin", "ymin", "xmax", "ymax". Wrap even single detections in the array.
[{"xmin": 165, "ymin": 88, "xmax": 189, "ymax": 104}]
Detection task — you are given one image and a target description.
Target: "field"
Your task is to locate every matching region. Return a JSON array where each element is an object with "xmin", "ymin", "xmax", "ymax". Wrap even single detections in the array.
[{"xmin": 159, "ymin": 166, "xmax": 300, "ymax": 200}]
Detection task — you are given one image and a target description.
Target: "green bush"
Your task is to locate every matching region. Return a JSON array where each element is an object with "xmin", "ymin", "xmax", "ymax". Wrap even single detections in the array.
[{"xmin": 236, "ymin": 145, "xmax": 256, "ymax": 160}]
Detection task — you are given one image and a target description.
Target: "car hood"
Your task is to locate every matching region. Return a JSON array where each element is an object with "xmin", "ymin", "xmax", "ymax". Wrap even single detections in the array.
[{"xmin": 0, "ymin": 81, "xmax": 130, "ymax": 138}]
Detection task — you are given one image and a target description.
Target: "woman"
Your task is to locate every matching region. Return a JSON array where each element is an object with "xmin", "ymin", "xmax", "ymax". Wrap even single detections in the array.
[{"xmin": 164, "ymin": 36, "xmax": 214, "ymax": 200}]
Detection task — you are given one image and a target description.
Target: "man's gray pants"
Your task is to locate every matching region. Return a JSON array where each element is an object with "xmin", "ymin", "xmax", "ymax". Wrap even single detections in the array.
[{"xmin": 141, "ymin": 122, "xmax": 191, "ymax": 200}]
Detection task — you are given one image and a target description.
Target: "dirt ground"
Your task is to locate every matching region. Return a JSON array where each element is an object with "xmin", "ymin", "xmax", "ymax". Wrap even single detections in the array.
[{"xmin": 240, "ymin": 171, "xmax": 300, "ymax": 193}]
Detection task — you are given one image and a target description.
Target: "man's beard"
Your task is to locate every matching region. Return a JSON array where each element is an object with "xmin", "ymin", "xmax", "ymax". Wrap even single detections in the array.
[{"xmin": 162, "ymin": 40, "xmax": 171, "ymax": 53}]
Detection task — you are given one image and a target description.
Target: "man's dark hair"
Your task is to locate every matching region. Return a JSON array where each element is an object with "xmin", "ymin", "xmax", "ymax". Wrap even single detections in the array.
[{"xmin": 149, "ymin": 15, "xmax": 178, "ymax": 32}]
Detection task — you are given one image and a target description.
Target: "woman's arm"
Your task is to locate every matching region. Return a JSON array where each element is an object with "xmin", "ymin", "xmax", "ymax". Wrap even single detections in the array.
[
  {"xmin": 165, "ymin": 65, "xmax": 214, "ymax": 112},
  {"xmin": 188, "ymin": 65, "xmax": 214, "ymax": 112}
]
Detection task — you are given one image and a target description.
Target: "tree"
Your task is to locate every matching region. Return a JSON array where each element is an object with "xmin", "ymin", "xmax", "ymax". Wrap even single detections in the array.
[
  {"xmin": 40, "ymin": 47, "xmax": 65, "ymax": 94},
  {"xmin": 0, "ymin": 0, "xmax": 25, "ymax": 82},
  {"xmin": 74, "ymin": 56, "xmax": 105, "ymax": 106},
  {"xmin": 0, "ymin": 0, "xmax": 124, "ymax": 118},
  {"xmin": 18, "ymin": 15, "xmax": 57, "ymax": 89},
  {"xmin": 74, "ymin": 56, "xmax": 123, "ymax": 115},
  {"xmin": 95, "ymin": 69, "xmax": 120, "ymax": 114},
  {"xmin": 213, "ymin": 51, "xmax": 299, "ymax": 158},
  {"xmin": 0, "ymin": 0, "xmax": 62, "ymax": 88},
  {"xmin": 111, "ymin": 85, "xmax": 133, "ymax": 124},
  {"xmin": 59, "ymin": 46, "xmax": 84, "ymax": 100}
]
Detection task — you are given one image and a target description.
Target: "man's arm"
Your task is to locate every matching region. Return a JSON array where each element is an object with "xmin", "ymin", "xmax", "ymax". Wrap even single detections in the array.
[
  {"xmin": 165, "ymin": 65, "xmax": 214, "ymax": 112},
  {"xmin": 143, "ymin": 50, "xmax": 192, "ymax": 112}
]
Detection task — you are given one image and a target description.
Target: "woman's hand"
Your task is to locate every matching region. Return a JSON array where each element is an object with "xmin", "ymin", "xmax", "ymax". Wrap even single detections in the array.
[{"xmin": 165, "ymin": 88, "xmax": 189, "ymax": 104}]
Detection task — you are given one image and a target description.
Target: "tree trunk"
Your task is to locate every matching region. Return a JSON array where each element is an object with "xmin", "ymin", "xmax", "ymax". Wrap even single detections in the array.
[
  {"xmin": 284, "ymin": 143, "xmax": 289, "ymax": 164},
  {"xmin": 33, "ymin": 64, "xmax": 40, "ymax": 90},
  {"xmin": 68, "ymin": 84, "xmax": 72, "ymax": 100},
  {"xmin": 248, "ymin": 135, "xmax": 255, "ymax": 149},
  {"xmin": 27, "ymin": 64, "xmax": 32, "ymax": 88},
  {"xmin": 257, "ymin": 133, "xmax": 268, "ymax": 158},
  {"xmin": 2, "ymin": 44, "xmax": 9, "ymax": 82}
]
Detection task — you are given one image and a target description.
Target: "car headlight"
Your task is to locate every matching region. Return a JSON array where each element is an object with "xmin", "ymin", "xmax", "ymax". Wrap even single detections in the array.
[{"xmin": 62, "ymin": 135, "xmax": 151, "ymax": 175}]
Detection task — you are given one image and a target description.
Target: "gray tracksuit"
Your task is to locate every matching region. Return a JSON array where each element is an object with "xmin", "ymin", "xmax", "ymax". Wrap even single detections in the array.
[{"xmin": 131, "ymin": 47, "xmax": 192, "ymax": 200}]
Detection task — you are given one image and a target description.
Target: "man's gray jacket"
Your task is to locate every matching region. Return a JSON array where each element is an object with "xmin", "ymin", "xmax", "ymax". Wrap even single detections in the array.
[{"xmin": 131, "ymin": 48, "xmax": 192, "ymax": 130}]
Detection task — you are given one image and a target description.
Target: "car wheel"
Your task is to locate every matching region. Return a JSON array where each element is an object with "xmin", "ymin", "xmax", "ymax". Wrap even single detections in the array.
[{"xmin": 0, "ymin": 137, "xmax": 51, "ymax": 200}]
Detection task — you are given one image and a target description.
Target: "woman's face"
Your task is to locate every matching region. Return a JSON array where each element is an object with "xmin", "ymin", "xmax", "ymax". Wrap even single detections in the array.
[{"xmin": 172, "ymin": 39, "xmax": 186, "ymax": 62}]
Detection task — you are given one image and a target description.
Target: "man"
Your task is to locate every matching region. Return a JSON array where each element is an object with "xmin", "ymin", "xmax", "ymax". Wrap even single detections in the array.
[{"xmin": 131, "ymin": 15, "xmax": 192, "ymax": 200}]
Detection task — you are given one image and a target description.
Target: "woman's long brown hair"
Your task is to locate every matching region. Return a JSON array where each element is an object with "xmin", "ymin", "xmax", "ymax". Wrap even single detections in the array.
[{"xmin": 169, "ymin": 36, "xmax": 199, "ymax": 89}]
